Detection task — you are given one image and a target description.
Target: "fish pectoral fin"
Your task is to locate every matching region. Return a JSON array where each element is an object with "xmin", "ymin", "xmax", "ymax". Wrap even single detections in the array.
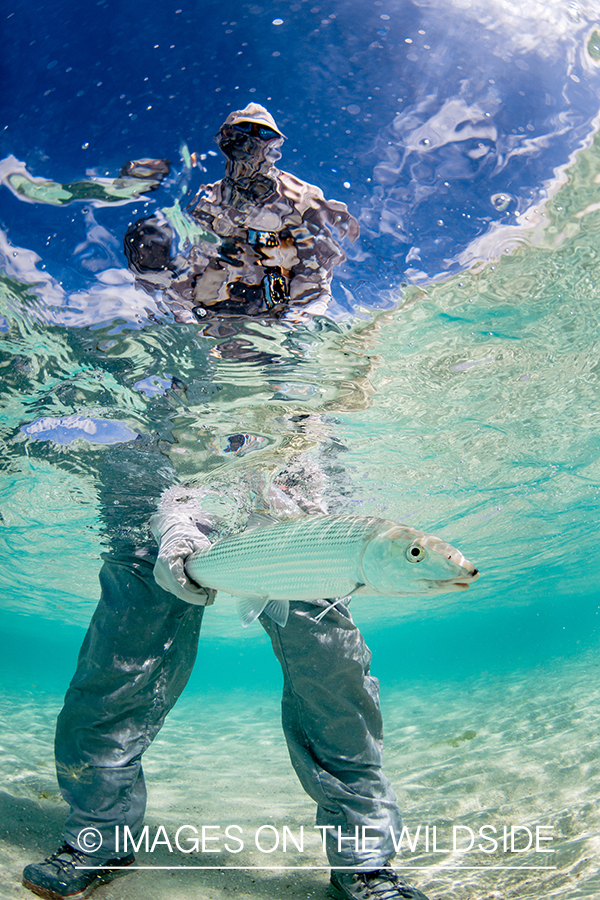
[
  {"xmin": 349, "ymin": 582, "xmax": 369, "ymax": 596},
  {"xmin": 236, "ymin": 596, "xmax": 270, "ymax": 628},
  {"xmin": 263, "ymin": 598, "xmax": 290, "ymax": 627}
]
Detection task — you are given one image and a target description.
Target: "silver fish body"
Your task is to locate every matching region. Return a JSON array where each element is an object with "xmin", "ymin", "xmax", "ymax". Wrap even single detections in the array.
[{"xmin": 185, "ymin": 514, "xmax": 479, "ymax": 627}]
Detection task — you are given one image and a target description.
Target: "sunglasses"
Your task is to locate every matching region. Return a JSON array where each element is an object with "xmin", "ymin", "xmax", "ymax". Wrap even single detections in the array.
[{"xmin": 231, "ymin": 121, "xmax": 280, "ymax": 140}]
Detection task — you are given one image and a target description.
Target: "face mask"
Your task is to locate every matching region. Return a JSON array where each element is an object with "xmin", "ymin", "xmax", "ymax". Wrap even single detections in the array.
[{"xmin": 217, "ymin": 125, "xmax": 283, "ymax": 167}]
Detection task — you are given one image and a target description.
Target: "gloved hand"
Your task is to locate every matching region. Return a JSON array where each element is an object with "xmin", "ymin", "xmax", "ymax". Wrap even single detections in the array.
[
  {"xmin": 120, "ymin": 158, "xmax": 171, "ymax": 181},
  {"xmin": 150, "ymin": 510, "xmax": 216, "ymax": 606},
  {"xmin": 124, "ymin": 216, "xmax": 175, "ymax": 273}
]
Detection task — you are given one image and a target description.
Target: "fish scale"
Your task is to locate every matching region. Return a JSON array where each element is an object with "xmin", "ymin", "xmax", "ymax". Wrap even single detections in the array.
[
  {"xmin": 186, "ymin": 515, "xmax": 384, "ymax": 602},
  {"xmin": 185, "ymin": 514, "xmax": 478, "ymax": 627},
  {"xmin": 185, "ymin": 516, "xmax": 478, "ymax": 626}
]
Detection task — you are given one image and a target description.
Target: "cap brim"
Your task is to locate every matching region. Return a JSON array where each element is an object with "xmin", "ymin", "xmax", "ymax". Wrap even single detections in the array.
[{"xmin": 228, "ymin": 117, "xmax": 285, "ymax": 138}]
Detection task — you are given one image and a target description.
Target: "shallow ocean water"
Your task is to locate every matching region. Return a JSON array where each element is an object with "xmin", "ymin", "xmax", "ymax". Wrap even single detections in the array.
[
  {"xmin": 2, "ymin": 0, "xmax": 600, "ymax": 898},
  {"xmin": 2, "ymin": 652, "xmax": 600, "ymax": 899}
]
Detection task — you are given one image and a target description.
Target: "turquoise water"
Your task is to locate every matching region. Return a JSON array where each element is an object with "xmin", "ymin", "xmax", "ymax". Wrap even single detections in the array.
[
  {"xmin": 3, "ymin": 1, "xmax": 600, "ymax": 898},
  {"xmin": 4, "ymin": 135, "xmax": 600, "ymax": 677},
  {"xmin": 3, "ymin": 134, "xmax": 600, "ymax": 898}
]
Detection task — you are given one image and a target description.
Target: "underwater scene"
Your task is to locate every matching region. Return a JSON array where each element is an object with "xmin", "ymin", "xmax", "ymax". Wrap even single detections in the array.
[{"xmin": 2, "ymin": 0, "xmax": 600, "ymax": 898}]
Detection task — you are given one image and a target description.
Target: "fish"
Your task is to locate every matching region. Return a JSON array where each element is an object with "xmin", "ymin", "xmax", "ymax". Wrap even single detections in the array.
[{"xmin": 185, "ymin": 514, "xmax": 479, "ymax": 627}]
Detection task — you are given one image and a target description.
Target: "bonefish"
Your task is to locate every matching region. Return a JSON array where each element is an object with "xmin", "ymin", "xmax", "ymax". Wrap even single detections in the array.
[{"xmin": 185, "ymin": 514, "xmax": 479, "ymax": 627}]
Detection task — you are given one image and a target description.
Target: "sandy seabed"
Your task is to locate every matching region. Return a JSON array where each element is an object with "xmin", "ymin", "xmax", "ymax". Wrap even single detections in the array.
[{"xmin": 1, "ymin": 649, "xmax": 599, "ymax": 900}]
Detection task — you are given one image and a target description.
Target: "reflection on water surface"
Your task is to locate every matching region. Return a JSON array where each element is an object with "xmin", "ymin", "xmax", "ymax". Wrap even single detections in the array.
[{"xmin": 2, "ymin": 2, "xmax": 600, "ymax": 898}]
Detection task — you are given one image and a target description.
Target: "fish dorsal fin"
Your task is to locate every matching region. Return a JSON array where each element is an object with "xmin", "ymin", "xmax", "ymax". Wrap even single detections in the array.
[
  {"xmin": 263, "ymin": 598, "xmax": 290, "ymax": 627},
  {"xmin": 245, "ymin": 510, "xmax": 279, "ymax": 530},
  {"xmin": 237, "ymin": 596, "xmax": 270, "ymax": 627}
]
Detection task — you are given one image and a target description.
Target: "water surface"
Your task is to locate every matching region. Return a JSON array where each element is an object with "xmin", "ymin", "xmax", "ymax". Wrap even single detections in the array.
[{"xmin": 2, "ymin": 1, "xmax": 600, "ymax": 897}]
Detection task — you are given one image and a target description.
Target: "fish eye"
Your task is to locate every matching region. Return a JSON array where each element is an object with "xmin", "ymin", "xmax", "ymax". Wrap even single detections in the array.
[{"xmin": 406, "ymin": 544, "xmax": 427, "ymax": 563}]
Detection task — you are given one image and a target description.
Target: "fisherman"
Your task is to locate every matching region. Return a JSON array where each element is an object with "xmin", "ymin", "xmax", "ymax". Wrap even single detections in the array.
[
  {"xmin": 22, "ymin": 104, "xmax": 431, "ymax": 900},
  {"xmin": 122, "ymin": 105, "xmax": 358, "ymax": 322}
]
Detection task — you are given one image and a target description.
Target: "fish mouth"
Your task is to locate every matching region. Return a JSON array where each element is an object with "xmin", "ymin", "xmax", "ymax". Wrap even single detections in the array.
[{"xmin": 433, "ymin": 568, "xmax": 480, "ymax": 592}]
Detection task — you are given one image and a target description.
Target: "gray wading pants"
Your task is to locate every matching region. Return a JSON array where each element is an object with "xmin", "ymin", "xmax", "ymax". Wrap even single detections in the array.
[{"xmin": 55, "ymin": 551, "xmax": 402, "ymax": 868}]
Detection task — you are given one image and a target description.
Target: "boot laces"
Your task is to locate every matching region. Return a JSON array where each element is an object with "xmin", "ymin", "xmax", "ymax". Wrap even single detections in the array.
[
  {"xmin": 45, "ymin": 844, "xmax": 88, "ymax": 875},
  {"xmin": 357, "ymin": 869, "xmax": 410, "ymax": 900}
]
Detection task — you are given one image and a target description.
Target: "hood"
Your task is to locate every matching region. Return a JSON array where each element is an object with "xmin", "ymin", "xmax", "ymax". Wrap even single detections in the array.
[
  {"xmin": 216, "ymin": 103, "xmax": 285, "ymax": 168},
  {"xmin": 215, "ymin": 104, "xmax": 285, "ymax": 205},
  {"xmin": 221, "ymin": 103, "xmax": 286, "ymax": 138}
]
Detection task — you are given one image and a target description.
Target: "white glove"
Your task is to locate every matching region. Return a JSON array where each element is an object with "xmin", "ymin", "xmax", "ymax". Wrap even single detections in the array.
[{"xmin": 150, "ymin": 510, "xmax": 216, "ymax": 606}]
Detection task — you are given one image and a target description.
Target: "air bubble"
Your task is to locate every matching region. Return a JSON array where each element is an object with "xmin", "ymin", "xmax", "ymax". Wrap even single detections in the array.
[{"xmin": 491, "ymin": 193, "xmax": 511, "ymax": 211}]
